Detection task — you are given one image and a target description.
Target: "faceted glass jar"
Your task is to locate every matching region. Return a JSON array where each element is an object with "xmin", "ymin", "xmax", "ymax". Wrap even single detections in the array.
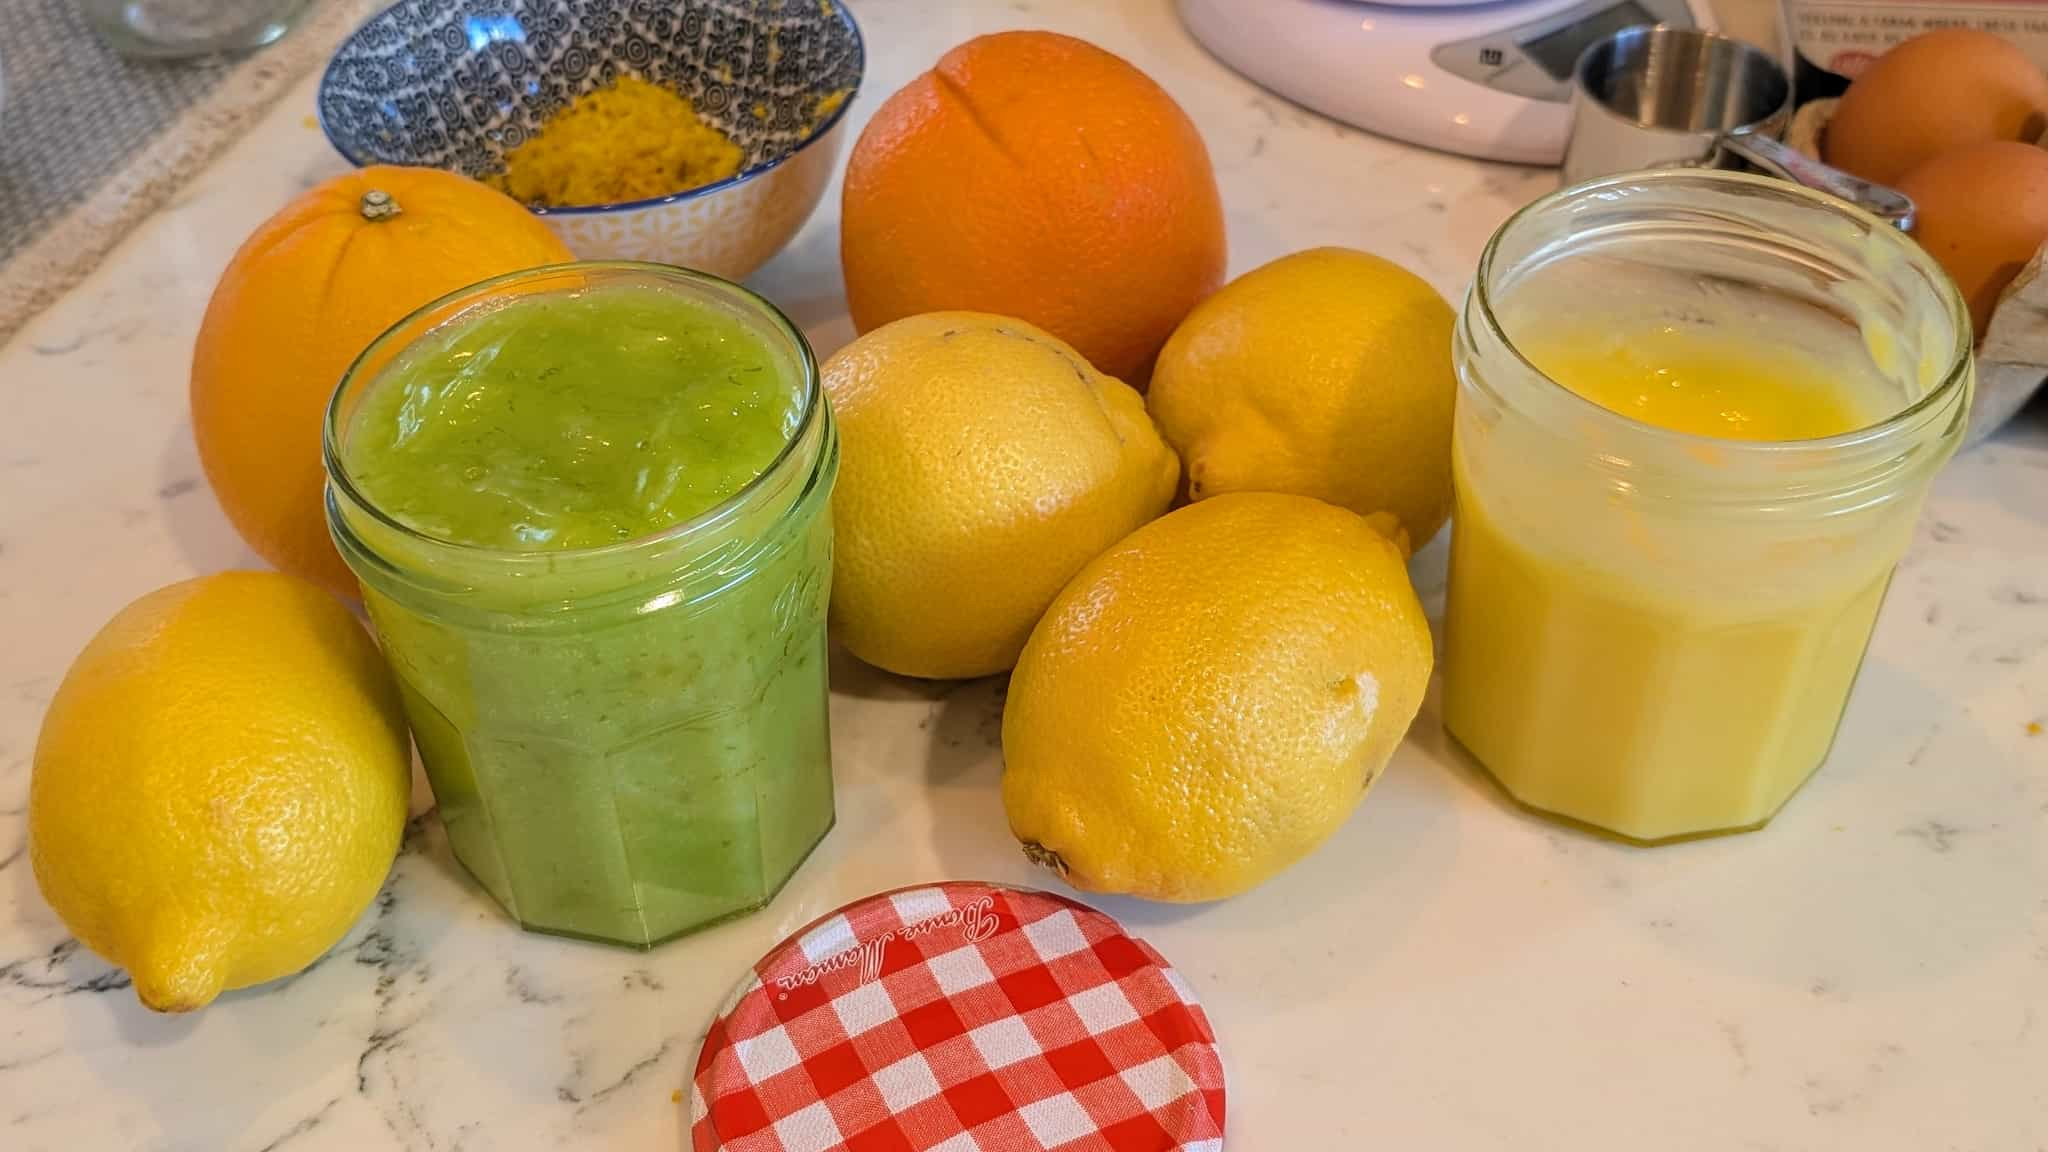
[
  {"xmin": 325, "ymin": 264, "xmax": 838, "ymax": 946},
  {"xmin": 1443, "ymin": 171, "xmax": 1972, "ymax": 843}
]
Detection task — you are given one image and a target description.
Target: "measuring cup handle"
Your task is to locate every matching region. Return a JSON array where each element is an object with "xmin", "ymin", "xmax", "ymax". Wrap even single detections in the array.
[{"xmin": 1719, "ymin": 133, "xmax": 1918, "ymax": 231}]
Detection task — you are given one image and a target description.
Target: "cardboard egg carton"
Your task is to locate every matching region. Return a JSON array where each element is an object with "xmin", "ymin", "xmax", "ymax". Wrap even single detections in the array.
[{"xmin": 1789, "ymin": 99, "xmax": 2046, "ymax": 447}]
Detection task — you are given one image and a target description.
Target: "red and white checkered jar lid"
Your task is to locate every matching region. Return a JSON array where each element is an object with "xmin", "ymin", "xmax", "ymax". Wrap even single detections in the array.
[{"xmin": 691, "ymin": 882, "xmax": 1227, "ymax": 1151}]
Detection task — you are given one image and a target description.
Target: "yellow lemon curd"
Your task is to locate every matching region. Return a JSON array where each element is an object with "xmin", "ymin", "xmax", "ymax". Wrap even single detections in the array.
[
  {"xmin": 1444, "ymin": 323, "xmax": 1896, "ymax": 843},
  {"xmin": 1528, "ymin": 324, "xmax": 1869, "ymax": 441}
]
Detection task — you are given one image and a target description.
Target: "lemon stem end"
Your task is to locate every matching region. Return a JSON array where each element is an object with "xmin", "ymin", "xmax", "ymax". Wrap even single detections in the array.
[{"xmin": 1021, "ymin": 841, "xmax": 1070, "ymax": 878}]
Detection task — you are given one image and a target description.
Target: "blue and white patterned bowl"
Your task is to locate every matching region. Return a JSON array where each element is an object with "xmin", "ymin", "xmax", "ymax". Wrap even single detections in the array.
[{"xmin": 318, "ymin": 0, "xmax": 863, "ymax": 279}]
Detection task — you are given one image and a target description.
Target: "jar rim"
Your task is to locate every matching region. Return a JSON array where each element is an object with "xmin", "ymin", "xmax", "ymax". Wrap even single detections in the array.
[
  {"xmin": 322, "ymin": 259, "xmax": 826, "ymax": 567},
  {"xmin": 1469, "ymin": 169, "xmax": 1973, "ymax": 466}
]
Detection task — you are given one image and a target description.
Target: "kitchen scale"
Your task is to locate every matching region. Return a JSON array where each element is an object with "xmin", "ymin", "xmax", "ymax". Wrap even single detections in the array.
[{"xmin": 1181, "ymin": 0, "xmax": 1717, "ymax": 164}]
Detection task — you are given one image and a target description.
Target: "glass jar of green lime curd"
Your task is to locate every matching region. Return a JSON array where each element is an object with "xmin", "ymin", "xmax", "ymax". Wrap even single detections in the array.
[{"xmin": 324, "ymin": 263, "xmax": 837, "ymax": 948}]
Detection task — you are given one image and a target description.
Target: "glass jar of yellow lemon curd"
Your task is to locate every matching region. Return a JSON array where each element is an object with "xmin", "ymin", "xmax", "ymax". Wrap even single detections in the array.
[{"xmin": 1444, "ymin": 171, "xmax": 1972, "ymax": 843}]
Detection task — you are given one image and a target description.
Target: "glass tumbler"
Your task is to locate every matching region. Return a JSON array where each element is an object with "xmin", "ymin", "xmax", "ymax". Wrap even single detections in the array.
[{"xmin": 76, "ymin": 0, "xmax": 313, "ymax": 59}]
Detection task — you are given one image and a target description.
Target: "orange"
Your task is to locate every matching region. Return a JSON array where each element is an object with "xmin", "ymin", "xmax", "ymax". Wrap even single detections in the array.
[
  {"xmin": 191, "ymin": 166, "xmax": 573, "ymax": 598},
  {"xmin": 840, "ymin": 31, "xmax": 1226, "ymax": 385}
]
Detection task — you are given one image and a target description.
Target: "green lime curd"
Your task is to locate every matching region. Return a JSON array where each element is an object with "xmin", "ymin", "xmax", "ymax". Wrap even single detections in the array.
[
  {"xmin": 328, "ymin": 265, "xmax": 837, "ymax": 948},
  {"xmin": 344, "ymin": 284, "xmax": 799, "ymax": 550}
]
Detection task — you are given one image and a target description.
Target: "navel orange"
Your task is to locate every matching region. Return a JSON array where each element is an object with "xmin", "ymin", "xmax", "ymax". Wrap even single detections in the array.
[
  {"xmin": 840, "ymin": 31, "xmax": 1226, "ymax": 385},
  {"xmin": 191, "ymin": 166, "xmax": 573, "ymax": 598}
]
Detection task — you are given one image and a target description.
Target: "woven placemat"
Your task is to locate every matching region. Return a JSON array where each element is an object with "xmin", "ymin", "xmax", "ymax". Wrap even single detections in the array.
[{"xmin": 0, "ymin": 0, "xmax": 381, "ymax": 343}]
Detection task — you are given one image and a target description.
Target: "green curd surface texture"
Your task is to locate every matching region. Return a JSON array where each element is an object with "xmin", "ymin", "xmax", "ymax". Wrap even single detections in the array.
[
  {"xmin": 336, "ymin": 277, "xmax": 835, "ymax": 947},
  {"xmin": 345, "ymin": 284, "xmax": 801, "ymax": 550}
]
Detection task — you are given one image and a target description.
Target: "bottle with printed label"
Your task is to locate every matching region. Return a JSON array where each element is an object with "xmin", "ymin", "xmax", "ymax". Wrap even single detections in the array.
[{"xmin": 1778, "ymin": 0, "xmax": 2048, "ymax": 98}]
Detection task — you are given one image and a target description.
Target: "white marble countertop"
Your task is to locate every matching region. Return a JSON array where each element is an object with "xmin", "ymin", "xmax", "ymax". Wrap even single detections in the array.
[{"xmin": 3, "ymin": 1, "xmax": 2045, "ymax": 1148}]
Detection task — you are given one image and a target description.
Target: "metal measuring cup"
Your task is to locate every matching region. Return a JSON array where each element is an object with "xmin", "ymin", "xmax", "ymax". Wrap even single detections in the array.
[{"xmin": 1563, "ymin": 25, "xmax": 1915, "ymax": 230}]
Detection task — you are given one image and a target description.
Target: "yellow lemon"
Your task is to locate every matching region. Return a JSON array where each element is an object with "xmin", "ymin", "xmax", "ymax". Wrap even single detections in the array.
[
  {"xmin": 1147, "ymin": 247, "xmax": 1457, "ymax": 552},
  {"xmin": 30, "ymin": 571, "xmax": 412, "ymax": 1012},
  {"xmin": 822, "ymin": 311, "xmax": 1180, "ymax": 679},
  {"xmin": 1003, "ymin": 493, "xmax": 1433, "ymax": 902}
]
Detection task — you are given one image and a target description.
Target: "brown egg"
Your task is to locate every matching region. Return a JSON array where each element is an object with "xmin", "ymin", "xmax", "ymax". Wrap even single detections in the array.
[
  {"xmin": 1826, "ymin": 29, "xmax": 2048, "ymax": 186},
  {"xmin": 1899, "ymin": 140, "xmax": 2048, "ymax": 337}
]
